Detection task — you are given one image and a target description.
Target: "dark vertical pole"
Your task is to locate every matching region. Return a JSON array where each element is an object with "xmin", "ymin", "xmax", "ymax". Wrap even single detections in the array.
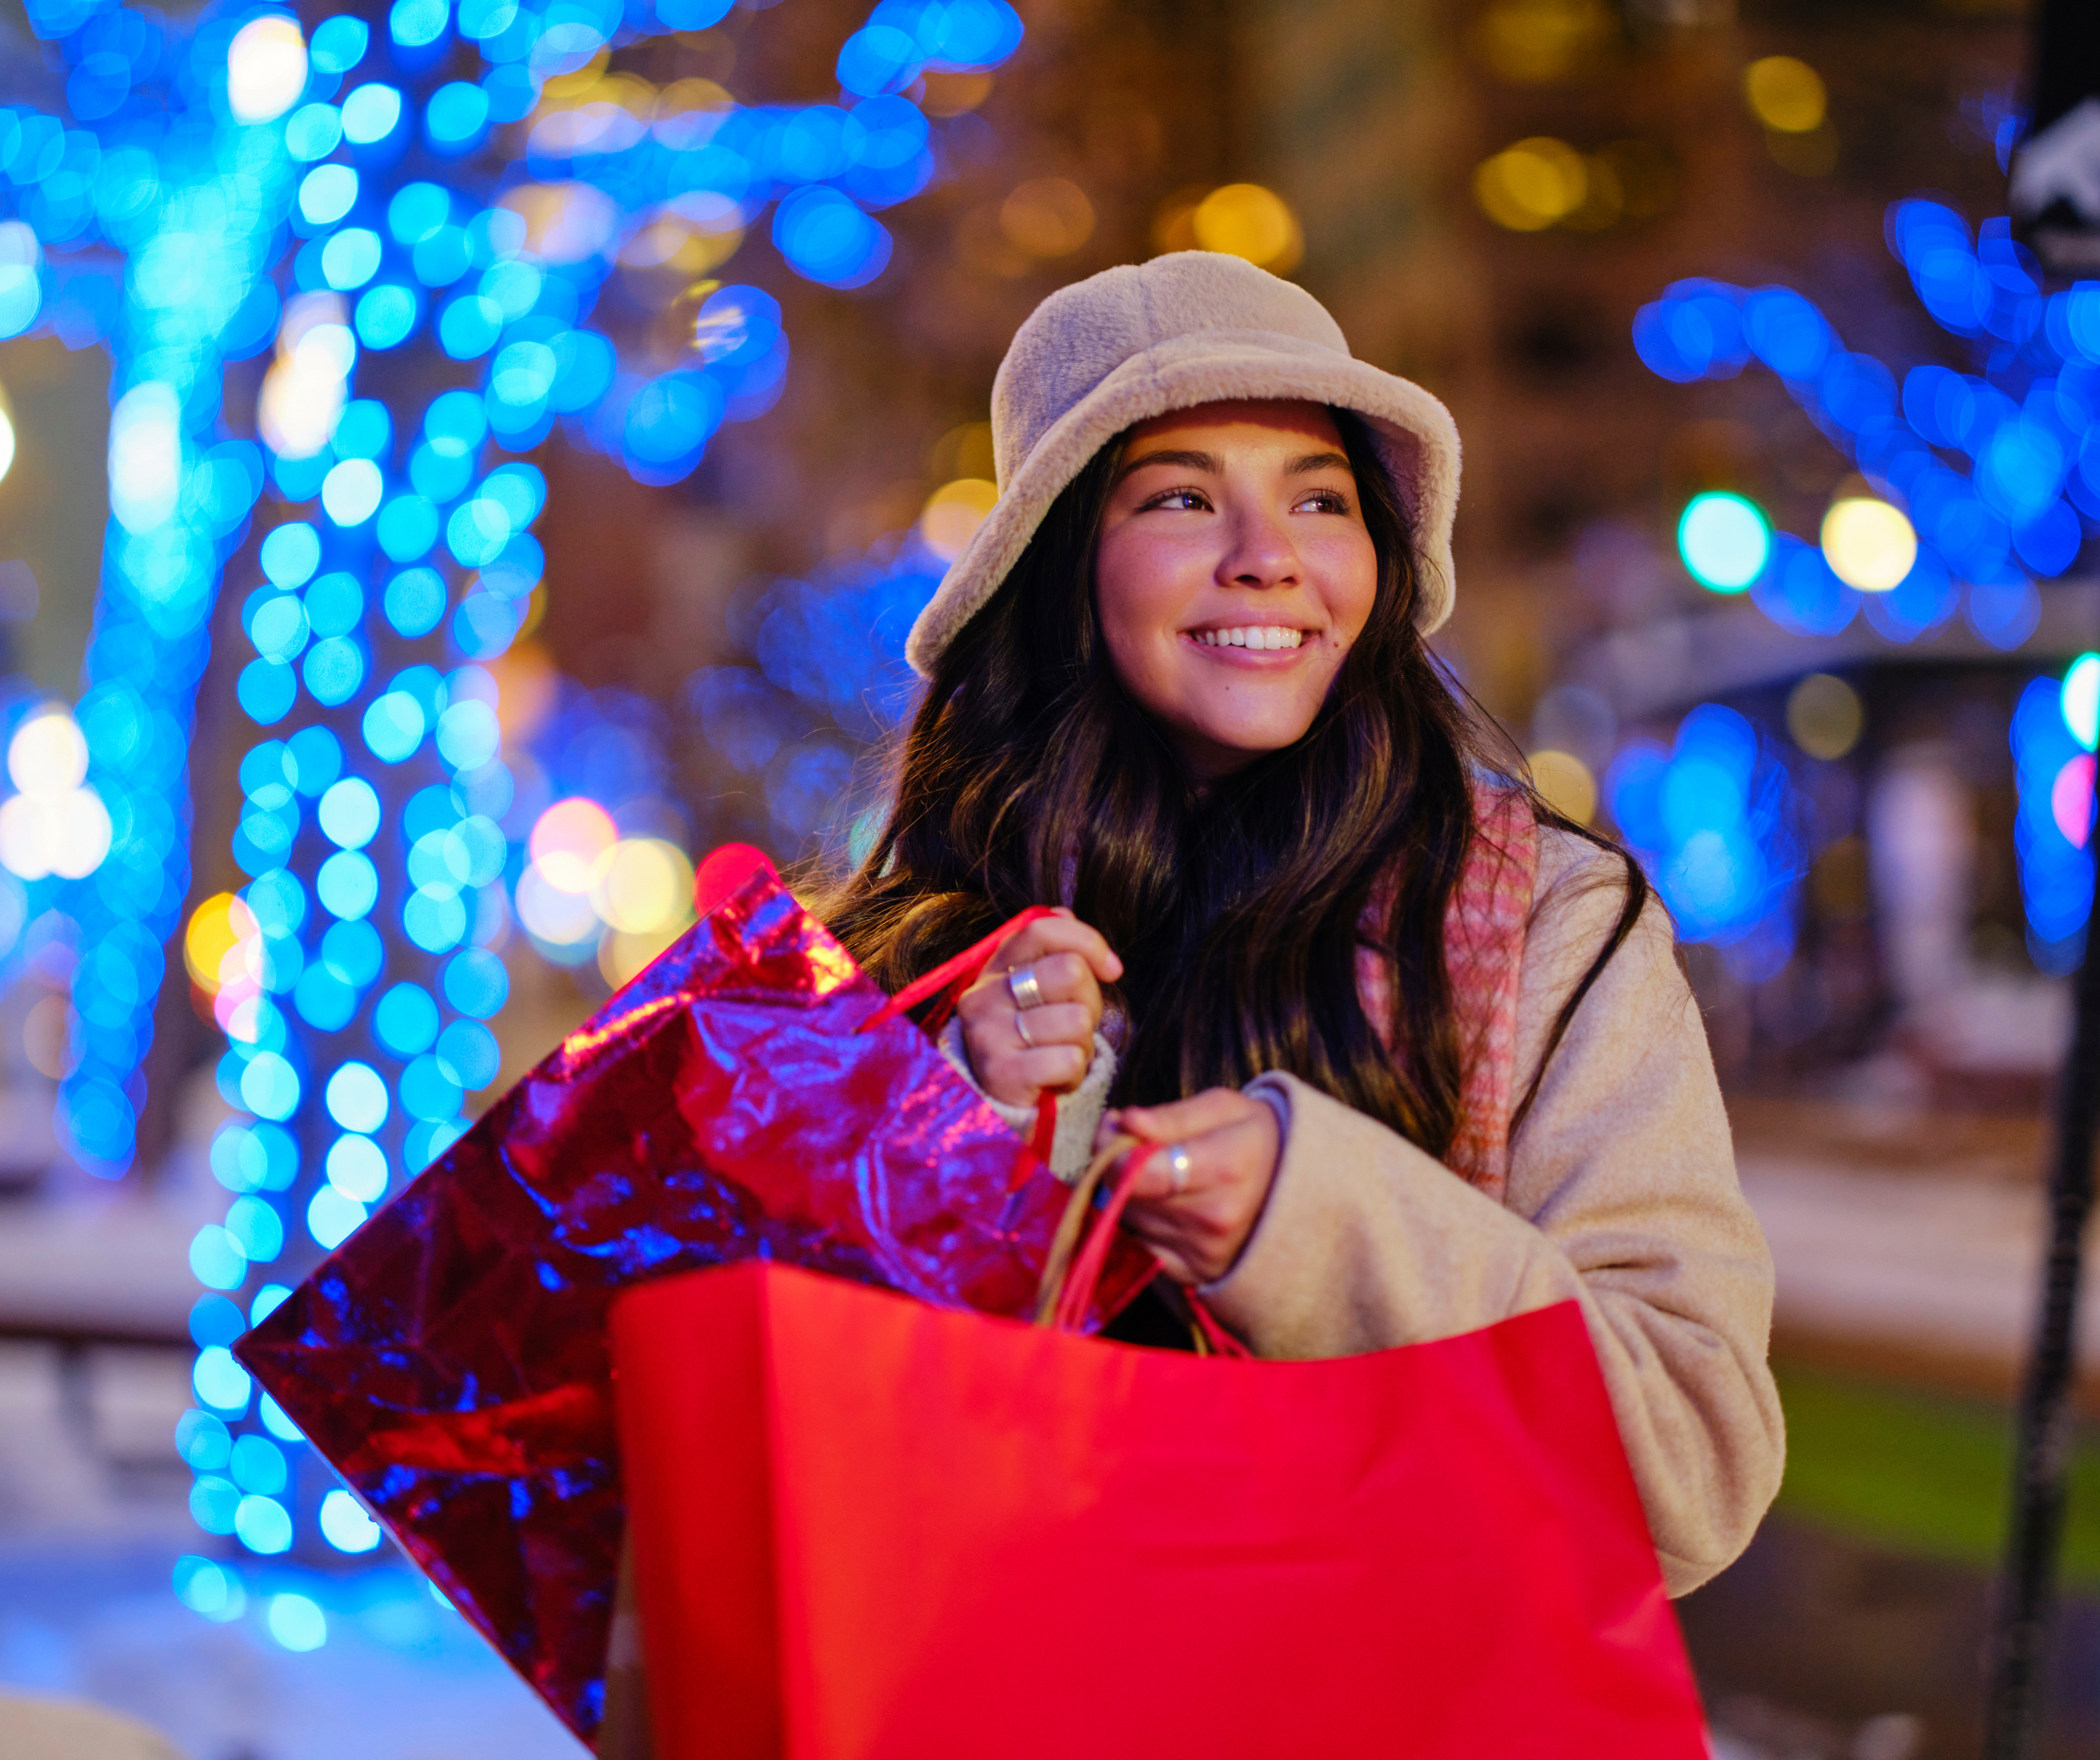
[
  {"xmin": 1985, "ymin": 4, "xmax": 2100, "ymax": 1740},
  {"xmin": 2019, "ymin": 0, "xmax": 2099, "ymax": 163},
  {"xmin": 1983, "ymin": 744, "xmax": 2100, "ymax": 1758},
  {"xmin": 2011, "ymin": 0, "xmax": 2100, "ymax": 277}
]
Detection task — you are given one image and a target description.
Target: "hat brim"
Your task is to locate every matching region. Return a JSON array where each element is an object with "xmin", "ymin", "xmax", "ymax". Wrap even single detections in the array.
[{"xmin": 904, "ymin": 328, "xmax": 1462, "ymax": 677}]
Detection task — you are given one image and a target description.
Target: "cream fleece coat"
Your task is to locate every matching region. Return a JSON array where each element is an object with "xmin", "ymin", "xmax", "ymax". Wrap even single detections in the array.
[{"xmin": 948, "ymin": 825, "xmax": 1785, "ymax": 1597}]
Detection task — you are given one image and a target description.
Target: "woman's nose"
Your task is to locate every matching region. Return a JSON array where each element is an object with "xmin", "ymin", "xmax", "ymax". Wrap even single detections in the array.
[{"xmin": 1217, "ymin": 505, "xmax": 1299, "ymax": 589}]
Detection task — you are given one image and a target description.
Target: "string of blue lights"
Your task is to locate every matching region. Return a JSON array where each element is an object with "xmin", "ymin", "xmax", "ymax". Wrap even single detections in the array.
[
  {"xmin": 1, "ymin": 0, "xmax": 1026, "ymax": 1629},
  {"xmin": 1633, "ymin": 200, "xmax": 2100, "ymax": 651},
  {"xmin": 1633, "ymin": 196, "xmax": 2100, "ymax": 967}
]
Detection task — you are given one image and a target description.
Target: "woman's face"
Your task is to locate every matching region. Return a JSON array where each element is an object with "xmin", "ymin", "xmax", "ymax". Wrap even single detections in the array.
[{"xmin": 1093, "ymin": 399, "xmax": 1380, "ymax": 780}]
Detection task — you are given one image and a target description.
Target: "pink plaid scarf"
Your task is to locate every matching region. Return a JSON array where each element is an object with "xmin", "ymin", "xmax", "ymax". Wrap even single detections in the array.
[{"xmin": 1357, "ymin": 787, "xmax": 1539, "ymax": 1200}]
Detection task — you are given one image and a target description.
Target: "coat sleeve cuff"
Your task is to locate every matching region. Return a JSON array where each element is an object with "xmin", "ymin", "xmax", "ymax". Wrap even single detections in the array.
[
  {"xmin": 1197, "ymin": 1070, "xmax": 1575, "ymax": 1359},
  {"xmin": 936, "ymin": 1015, "xmax": 1119, "ymax": 1183}
]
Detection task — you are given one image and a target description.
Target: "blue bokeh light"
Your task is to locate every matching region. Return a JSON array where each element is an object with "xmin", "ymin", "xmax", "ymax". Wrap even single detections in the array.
[
  {"xmin": 1605, "ymin": 704, "xmax": 1808, "ymax": 979},
  {"xmin": 390, "ymin": 0, "xmax": 449, "ymax": 51},
  {"xmin": 325, "ymin": 1061, "xmax": 390, "ymax": 1133},
  {"xmin": 341, "ymin": 81, "xmax": 404, "ymax": 145},
  {"xmin": 2013, "ymin": 671, "xmax": 2096, "ymax": 972},
  {"xmin": 297, "ymin": 164, "xmax": 359, "ymax": 228},
  {"xmin": 772, "ymin": 186, "xmax": 892, "ymax": 289},
  {"xmin": 1677, "ymin": 492, "xmax": 1770, "ymax": 593},
  {"xmin": 319, "ymin": 1487, "xmax": 384, "ymax": 1552},
  {"xmin": 374, "ymin": 981, "xmax": 440, "ymax": 1055}
]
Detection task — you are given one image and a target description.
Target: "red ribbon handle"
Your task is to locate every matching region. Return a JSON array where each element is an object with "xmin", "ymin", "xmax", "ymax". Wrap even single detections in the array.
[
  {"xmin": 1046, "ymin": 1144, "xmax": 1251, "ymax": 1356},
  {"xmin": 858, "ymin": 905, "xmax": 1063, "ymax": 1189},
  {"xmin": 857, "ymin": 905, "xmax": 1059, "ymax": 1037}
]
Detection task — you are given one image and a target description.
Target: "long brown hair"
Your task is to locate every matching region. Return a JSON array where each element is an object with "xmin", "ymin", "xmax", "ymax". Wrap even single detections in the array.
[{"xmin": 818, "ymin": 410, "xmax": 1647, "ymax": 1157}]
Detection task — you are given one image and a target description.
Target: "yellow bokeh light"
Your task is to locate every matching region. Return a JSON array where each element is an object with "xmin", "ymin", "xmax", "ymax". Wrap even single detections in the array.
[
  {"xmin": 1149, "ymin": 186, "xmax": 1207, "ymax": 256},
  {"xmin": 1474, "ymin": 138, "xmax": 1587, "ymax": 232},
  {"xmin": 9, "ymin": 710, "xmax": 86, "ymax": 797},
  {"xmin": 259, "ymin": 294, "xmax": 351, "ymax": 461},
  {"xmin": 583, "ymin": 71, "xmax": 658, "ymax": 116},
  {"xmin": 1821, "ymin": 496, "xmax": 1916, "ymax": 592},
  {"xmin": 186, "ymin": 893, "xmax": 257, "ymax": 994},
  {"xmin": 0, "ymin": 705, "xmax": 108, "ymax": 884},
  {"xmin": 655, "ymin": 77, "xmax": 732, "ymax": 119},
  {"xmin": 488, "ymin": 640, "xmax": 558, "ymax": 744},
  {"xmin": 921, "ymin": 478, "xmax": 999, "ymax": 563},
  {"xmin": 617, "ymin": 191, "xmax": 744, "ymax": 294},
  {"xmin": 500, "ymin": 181, "xmax": 623, "ymax": 266},
  {"xmin": 593, "ymin": 839, "xmax": 695, "ymax": 936},
  {"xmin": 1560, "ymin": 154, "xmax": 1622, "ymax": 232},
  {"xmin": 226, "ymin": 16, "xmax": 307, "ymax": 125},
  {"xmin": 540, "ymin": 50, "xmax": 612, "ymax": 101},
  {"xmin": 921, "ymin": 70, "xmax": 994, "ymax": 116},
  {"xmin": 1743, "ymin": 56, "xmax": 1826, "ymax": 134},
  {"xmin": 1528, "ymin": 750, "xmax": 1598, "ymax": 825},
  {"xmin": 0, "ymin": 788, "xmax": 110, "ymax": 882},
  {"xmin": 600, "ymin": 925, "xmax": 687, "ymax": 989},
  {"xmin": 530, "ymin": 797, "xmax": 620, "ymax": 894},
  {"xmin": 999, "ymin": 178, "xmax": 1095, "ymax": 259},
  {"xmin": 1191, "ymin": 184, "xmax": 1303, "ymax": 274},
  {"xmin": 1786, "ymin": 673, "xmax": 1863, "ymax": 761},
  {"xmin": 516, "ymin": 866, "xmax": 601, "ymax": 945},
  {"xmin": 927, "ymin": 420, "xmax": 996, "ymax": 484},
  {"xmin": 1473, "ymin": 0, "xmax": 1618, "ymax": 84}
]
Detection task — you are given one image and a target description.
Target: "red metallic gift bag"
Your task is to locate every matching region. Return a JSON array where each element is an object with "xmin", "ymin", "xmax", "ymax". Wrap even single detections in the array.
[
  {"xmin": 611, "ymin": 1151, "xmax": 1710, "ymax": 1760},
  {"xmin": 233, "ymin": 847, "xmax": 1152, "ymax": 1744}
]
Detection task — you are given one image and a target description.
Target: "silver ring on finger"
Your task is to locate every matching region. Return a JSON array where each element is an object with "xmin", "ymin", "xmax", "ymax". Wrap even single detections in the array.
[
  {"xmin": 1164, "ymin": 1143, "xmax": 1192, "ymax": 1196},
  {"xmin": 1006, "ymin": 965, "xmax": 1046, "ymax": 1011},
  {"xmin": 1014, "ymin": 1006, "xmax": 1036, "ymax": 1048}
]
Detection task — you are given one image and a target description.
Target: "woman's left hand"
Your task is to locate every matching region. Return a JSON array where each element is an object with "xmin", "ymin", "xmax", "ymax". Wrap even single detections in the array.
[{"xmin": 1096, "ymin": 1088, "xmax": 1282, "ymax": 1286}]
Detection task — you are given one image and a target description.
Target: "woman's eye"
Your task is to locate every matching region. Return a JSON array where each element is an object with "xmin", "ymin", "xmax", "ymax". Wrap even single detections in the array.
[
  {"xmin": 1148, "ymin": 489, "xmax": 1209, "ymax": 512},
  {"xmin": 1297, "ymin": 490, "xmax": 1352, "ymax": 514}
]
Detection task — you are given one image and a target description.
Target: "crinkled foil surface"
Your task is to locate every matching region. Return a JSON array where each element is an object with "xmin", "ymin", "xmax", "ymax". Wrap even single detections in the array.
[{"xmin": 235, "ymin": 864, "xmax": 1151, "ymax": 1741}]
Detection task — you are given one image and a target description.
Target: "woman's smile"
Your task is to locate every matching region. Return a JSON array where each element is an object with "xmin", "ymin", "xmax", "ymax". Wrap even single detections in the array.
[{"xmin": 1186, "ymin": 625, "xmax": 1312, "ymax": 652}]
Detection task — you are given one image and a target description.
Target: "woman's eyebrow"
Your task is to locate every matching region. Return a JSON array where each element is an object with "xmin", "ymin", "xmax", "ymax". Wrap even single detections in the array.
[
  {"xmin": 1287, "ymin": 450, "xmax": 1353, "ymax": 475},
  {"xmin": 1116, "ymin": 447, "xmax": 1220, "ymax": 480}
]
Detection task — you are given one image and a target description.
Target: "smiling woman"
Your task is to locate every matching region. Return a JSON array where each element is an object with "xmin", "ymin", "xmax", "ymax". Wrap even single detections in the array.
[
  {"xmin": 814, "ymin": 252, "xmax": 1783, "ymax": 1606},
  {"xmin": 1092, "ymin": 402, "xmax": 1377, "ymax": 779}
]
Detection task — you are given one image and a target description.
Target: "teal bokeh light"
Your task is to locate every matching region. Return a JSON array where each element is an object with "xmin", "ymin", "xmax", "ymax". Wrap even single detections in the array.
[{"xmin": 1676, "ymin": 492, "xmax": 1772, "ymax": 593}]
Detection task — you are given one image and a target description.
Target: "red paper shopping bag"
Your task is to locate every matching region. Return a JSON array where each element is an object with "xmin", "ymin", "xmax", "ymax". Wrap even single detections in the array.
[
  {"xmin": 234, "ymin": 847, "xmax": 1151, "ymax": 1743},
  {"xmin": 613, "ymin": 1256, "xmax": 1708, "ymax": 1760}
]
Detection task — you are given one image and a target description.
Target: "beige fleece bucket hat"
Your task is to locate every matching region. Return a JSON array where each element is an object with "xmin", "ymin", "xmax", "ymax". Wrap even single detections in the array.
[{"xmin": 904, "ymin": 250, "xmax": 1462, "ymax": 677}]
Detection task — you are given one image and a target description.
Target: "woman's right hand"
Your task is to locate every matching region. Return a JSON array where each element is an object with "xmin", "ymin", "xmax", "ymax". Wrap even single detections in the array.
[{"xmin": 956, "ymin": 910, "xmax": 1123, "ymax": 1108}]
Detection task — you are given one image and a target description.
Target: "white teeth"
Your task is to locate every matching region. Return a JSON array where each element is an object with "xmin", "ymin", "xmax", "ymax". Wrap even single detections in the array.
[{"xmin": 1194, "ymin": 627, "xmax": 1305, "ymax": 650}]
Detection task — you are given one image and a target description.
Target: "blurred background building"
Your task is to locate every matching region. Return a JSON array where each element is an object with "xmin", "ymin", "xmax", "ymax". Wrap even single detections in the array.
[{"xmin": 2, "ymin": 0, "xmax": 2096, "ymax": 1755}]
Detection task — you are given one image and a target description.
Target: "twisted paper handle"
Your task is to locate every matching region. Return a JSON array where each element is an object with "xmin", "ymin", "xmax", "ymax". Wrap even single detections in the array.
[{"xmin": 1034, "ymin": 1135, "xmax": 1249, "ymax": 1356}]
